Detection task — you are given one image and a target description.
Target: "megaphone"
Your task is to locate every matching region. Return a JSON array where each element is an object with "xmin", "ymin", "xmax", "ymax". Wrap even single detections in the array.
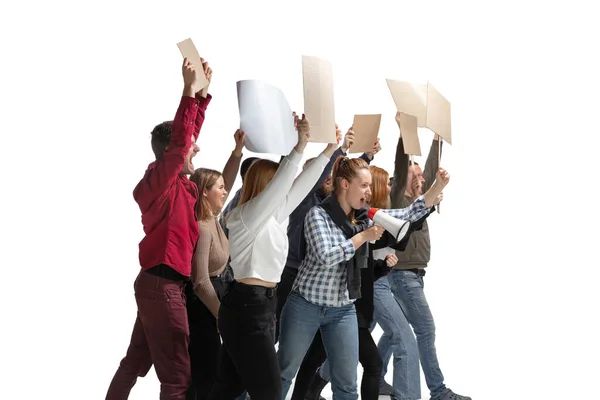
[{"xmin": 367, "ymin": 208, "xmax": 411, "ymax": 242}]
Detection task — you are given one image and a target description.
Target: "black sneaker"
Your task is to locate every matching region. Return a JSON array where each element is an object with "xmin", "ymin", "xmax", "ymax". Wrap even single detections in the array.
[
  {"xmin": 431, "ymin": 388, "xmax": 471, "ymax": 400},
  {"xmin": 379, "ymin": 380, "xmax": 394, "ymax": 395}
]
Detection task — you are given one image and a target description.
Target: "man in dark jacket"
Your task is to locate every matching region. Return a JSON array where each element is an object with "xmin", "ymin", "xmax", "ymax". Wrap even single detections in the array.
[{"xmin": 378, "ymin": 112, "xmax": 471, "ymax": 400}]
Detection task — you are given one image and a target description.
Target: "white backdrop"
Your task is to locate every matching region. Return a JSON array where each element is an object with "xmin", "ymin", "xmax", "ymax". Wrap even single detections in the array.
[{"xmin": 1, "ymin": 1, "xmax": 599, "ymax": 399}]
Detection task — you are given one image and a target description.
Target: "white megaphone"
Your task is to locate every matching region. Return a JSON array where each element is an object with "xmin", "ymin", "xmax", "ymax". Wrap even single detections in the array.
[{"xmin": 367, "ymin": 208, "xmax": 411, "ymax": 242}]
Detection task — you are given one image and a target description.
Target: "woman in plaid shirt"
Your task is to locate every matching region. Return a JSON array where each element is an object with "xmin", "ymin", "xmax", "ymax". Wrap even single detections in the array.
[{"xmin": 277, "ymin": 156, "xmax": 449, "ymax": 400}]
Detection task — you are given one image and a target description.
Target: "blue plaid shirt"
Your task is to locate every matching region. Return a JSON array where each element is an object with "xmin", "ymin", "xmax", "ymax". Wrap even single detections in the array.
[{"xmin": 293, "ymin": 195, "xmax": 430, "ymax": 307}]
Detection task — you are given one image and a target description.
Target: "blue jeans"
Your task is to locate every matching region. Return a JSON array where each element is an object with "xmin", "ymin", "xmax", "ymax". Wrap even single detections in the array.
[
  {"xmin": 381, "ymin": 270, "xmax": 446, "ymax": 398},
  {"xmin": 373, "ymin": 276, "xmax": 421, "ymax": 400},
  {"xmin": 277, "ymin": 291, "xmax": 359, "ymax": 400}
]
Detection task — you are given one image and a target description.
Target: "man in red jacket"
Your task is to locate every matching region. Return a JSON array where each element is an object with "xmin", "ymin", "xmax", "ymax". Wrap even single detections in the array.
[{"xmin": 106, "ymin": 57, "xmax": 212, "ymax": 400}]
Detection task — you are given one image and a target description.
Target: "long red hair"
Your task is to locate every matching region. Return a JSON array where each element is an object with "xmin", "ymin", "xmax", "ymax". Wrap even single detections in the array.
[{"xmin": 369, "ymin": 165, "xmax": 391, "ymax": 209}]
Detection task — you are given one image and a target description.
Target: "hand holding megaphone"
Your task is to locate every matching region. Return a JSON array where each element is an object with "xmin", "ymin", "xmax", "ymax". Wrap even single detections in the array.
[
  {"xmin": 362, "ymin": 225, "xmax": 384, "ymax": 242},
  {"xmin": 367, "ymin": 208, "xmax": 411, "ymax": 242}
]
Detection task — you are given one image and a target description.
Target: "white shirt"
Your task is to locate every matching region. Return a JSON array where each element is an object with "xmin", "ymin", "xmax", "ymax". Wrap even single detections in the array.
[{"xmin": 226, "ymin": 149, "xmax": 330, "ymax": 283}]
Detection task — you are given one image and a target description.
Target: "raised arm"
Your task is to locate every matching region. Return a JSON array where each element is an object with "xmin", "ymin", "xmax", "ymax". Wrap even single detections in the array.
[
  {"xmin": 390, "ymin": 112, "xmax": 410, "ymax": 207},
  {"xmin": 239, "ymin": 113, "xmax": 310, "ymax": 232},
  {"xmin": 192, "ymin": 59, "xmax": 212, "ymax": 142},
  {"xmin": 276, "ymin": 151, "xmax": 331, "ymax": 222},
  {"xmin": 135, "ymin": 59, "xmax": 207, "ymax": 200},
  {"xmin": 191, "ymin": 225, "xmax": 221, "ymax": 318},
  {"xmin": 422, "ymin": 136, "xmax": 442, "ymax": 193},
  {"xmin": 380, "ymin": 195, "xmax": 429, "ymax": 222},
  {"xmin": 308, "ymin": 146, "xmax": 342, "ymax": 197},
  {"xmin": 220, "ymin": 130, "xmax": 245, "ymax": 204}
]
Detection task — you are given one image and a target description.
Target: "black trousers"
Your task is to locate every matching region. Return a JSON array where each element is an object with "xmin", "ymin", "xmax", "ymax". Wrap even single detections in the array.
[
  {"xmin": 275, "ymin": 266, "xmax": 298, "ymax": 343},
  {"xmin": 292, "ymin": 327, "xmax": 383, "ymax": 400},
  {"xmin": 209, "ymin": 281, "xmax": 280, "ymax": 400},
  {"xmin": 185, "ymin": 268, "xmax": 233, "ymax": 400}
]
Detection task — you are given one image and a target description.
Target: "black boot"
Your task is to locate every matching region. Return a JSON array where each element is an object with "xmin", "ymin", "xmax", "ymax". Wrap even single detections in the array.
[{"xmin": 304, "ymin": 371, "xmax": 328, "ymax": 400}]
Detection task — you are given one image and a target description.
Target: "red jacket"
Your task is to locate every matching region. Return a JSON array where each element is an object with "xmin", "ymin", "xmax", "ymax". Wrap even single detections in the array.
[{"xmin": 133, "ymin": 94, "xmax": 211, "ymax": 277}]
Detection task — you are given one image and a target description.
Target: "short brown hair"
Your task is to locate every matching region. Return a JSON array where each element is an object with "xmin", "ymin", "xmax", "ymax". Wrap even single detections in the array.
[
  {"xmin": 150, "ymin": 121, "xmax": 173, "ymax": 160},
  {"xmin": 190, "ymin": 168, "xmax": 222, "ymax": 221},
  {"xmin": 238, "ymin": 159, "xmax": 279, "ymax": 206},
  {"xmin": 369, "ymin": 165, "xmax": 391, "ymax": 209}
]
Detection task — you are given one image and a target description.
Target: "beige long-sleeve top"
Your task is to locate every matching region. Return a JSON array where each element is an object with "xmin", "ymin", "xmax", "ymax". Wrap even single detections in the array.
[{"xmin": 191, "ymin": 151, "xmax": 241, "ymax": 317}]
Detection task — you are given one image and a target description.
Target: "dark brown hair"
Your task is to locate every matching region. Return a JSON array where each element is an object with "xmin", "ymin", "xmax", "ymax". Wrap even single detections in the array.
[{"xmin": 150, "ymin": 121, "xmax": 173, "ymax": 160}]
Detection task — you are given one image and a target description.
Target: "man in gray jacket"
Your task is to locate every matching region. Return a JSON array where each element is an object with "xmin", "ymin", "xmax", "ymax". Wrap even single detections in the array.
[{"xmin": 379, "ymin": 121, "xmax": 471, "ymax": 400}]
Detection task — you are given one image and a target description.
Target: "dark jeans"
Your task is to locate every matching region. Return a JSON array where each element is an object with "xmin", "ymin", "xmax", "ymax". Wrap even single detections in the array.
[
  {"xmin": 106, "ymin": 270, "xmax": 190, "ymax": 400},
  {"xmin": 275, "ymin": 266, "xmax": 298, "ymax": 343},
  {"xmin": 319, "ymin": 327, "xmax": 382, "ymax": 400},
  {"xmin": 185, "ymin": 267, "xmax": 233, "ymax": 400},
  {"xmin": 209, "ymin": 281, "xmax": 280, "ymax": 400}
]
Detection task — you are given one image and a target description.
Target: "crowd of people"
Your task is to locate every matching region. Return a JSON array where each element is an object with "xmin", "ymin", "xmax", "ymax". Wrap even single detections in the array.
[{"xmin": 104, "ymin": 57, "xmax": 470, "ymax": 400}]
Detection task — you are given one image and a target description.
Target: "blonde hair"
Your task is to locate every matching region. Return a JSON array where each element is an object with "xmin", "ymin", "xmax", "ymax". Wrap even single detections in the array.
[
  {"xmin": 332, "ymin": 156, "xmax": 370, "ymax": 194},
  {"xmin": 332, "ymin": 156, "xmax": 370, "ymax": 221}
]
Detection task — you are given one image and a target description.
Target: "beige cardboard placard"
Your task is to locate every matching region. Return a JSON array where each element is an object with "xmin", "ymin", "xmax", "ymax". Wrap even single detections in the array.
[
  {"xmin": 302, "ymin": 55, "xmax": 336, "ymax": 143},
  {"xmin": 386, "ymin": 79, "xmax": 428, "ymax": 126},
  {"xmin": 396, "ymin": 112, "xmax": 421, "ymax": 156},
  {"xmin": 425, "ymin": 82, "xmax": 452, "ymax": 144},
  {"xmin": 350, "ymin": 114, "xmax": 381, "ymax": 154},
  {"xmin": 176, "ymin": 38, "xmax": 210, "ymax": 90}
]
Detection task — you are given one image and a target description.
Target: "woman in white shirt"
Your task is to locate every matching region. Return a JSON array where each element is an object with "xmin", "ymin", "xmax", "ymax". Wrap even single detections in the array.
[
  {"xmin": 277, "ymin": 156, "xmax": 448, "ymax": 400},
  {"xmin": 208, "ymin": 114, "xmax": 339, "ymax": 400}
]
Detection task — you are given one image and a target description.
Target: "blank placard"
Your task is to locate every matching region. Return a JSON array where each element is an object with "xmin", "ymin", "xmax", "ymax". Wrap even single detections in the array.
[
  {"xmin": 425, "ymin": 82, "xmax": 452, "ymax": 144},
  {"xmin": 350, "ymin": 114, "xmax": 381, "ymax": 154},
  {"xmin": 386, "ymin": 79, "xmax": 428, "ymax": 126},
  {"xmin": 302, "ymin": 55, "xmax": 336, "ymax": 143},
  {"xmin": 176, "ymin": 38, "xmax": 210, "ymax": 90},
  {"xmin": 397, "ymin": 112, "xmax": 421, "ymax": 156}
]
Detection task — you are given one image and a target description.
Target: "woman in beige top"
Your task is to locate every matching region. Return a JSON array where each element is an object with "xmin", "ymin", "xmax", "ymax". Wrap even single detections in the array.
[{"xmin": 185, "ymin": 129, "xmax": 245, "ymax": 400}]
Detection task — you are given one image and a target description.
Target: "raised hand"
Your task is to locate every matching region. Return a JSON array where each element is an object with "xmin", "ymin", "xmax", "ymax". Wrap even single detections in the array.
[
  {"xmin": 201, "ymin": 58, "xmax": 212, "ymax": 84},
  {"xmin": 324, "ymin": 124, "xmax": 342, "ymax": 155},
  {"xmin": 435, "ymin": 168, "xmax": 450, "ymax": 188},
  {"xmin": 293, "ymin": 112, "xmax": 310, "ymax": 153},
  {"xmin": 198, "ymin": 57, "xmax": 212, "ymax": 98},
  {"xmin": 366, "ymin": 138, "xmax": 381, "ymax": 160},
  {"xmin": 395, "ymin": 111, "xmax": 402, "ymax": 123},
  {"xmin": 424, "ymin": 168, "xmax": 450, "ymax": 207},
  {"xmin": 182, "ymin": 58, "xmax": 197, "ymax": 85},
  {"xmin": 341, "ymin": 127, "xmax": 355, "ymax": 153},
  {"xmin": 233, "ymin": 129, "xmax": 245, "ymax": 157},
  {"xmin": 182, "ymin": 58, "xmax": 198, "ymax": 94}
]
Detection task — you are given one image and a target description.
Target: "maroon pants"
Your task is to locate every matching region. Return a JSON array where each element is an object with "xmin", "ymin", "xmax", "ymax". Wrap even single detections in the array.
[{"xmin": 106, "ymin": 271, "xmax": 191, "ymax": 400}]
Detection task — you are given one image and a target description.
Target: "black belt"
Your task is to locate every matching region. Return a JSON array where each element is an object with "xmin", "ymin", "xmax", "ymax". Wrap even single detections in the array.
[
  {"xmin": 408, "ymin": 268, "xmax": 426, "ymax": 277},
  {"xmin": 231, "ymin": 280, "xmax": 277, "ymax": 298},
  {"xmin": 145, "ymin": 264, "xmax": 190, "ymax": 282}
]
